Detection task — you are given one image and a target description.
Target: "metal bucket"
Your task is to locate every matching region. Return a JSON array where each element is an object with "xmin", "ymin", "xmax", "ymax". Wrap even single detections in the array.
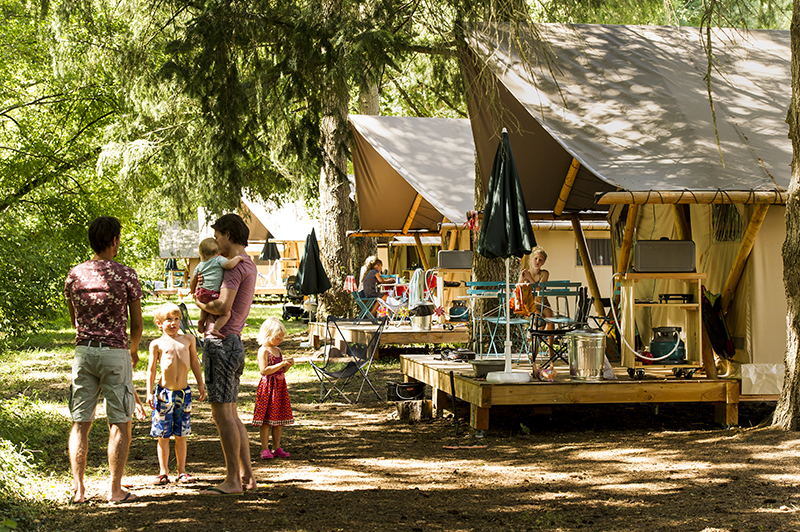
[
  {"xmin": 411, "ymin": 315, "xmax": 432, "ymax": 331},
  {"xmin": 567, "ymin": 329, "xmax": 606, "ymax": 380}
]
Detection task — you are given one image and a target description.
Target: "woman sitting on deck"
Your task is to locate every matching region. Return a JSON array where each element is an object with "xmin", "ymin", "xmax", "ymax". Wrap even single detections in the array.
[{"xmin": 359, "ymin": 256, "xmax": 401, "ymax": 314}]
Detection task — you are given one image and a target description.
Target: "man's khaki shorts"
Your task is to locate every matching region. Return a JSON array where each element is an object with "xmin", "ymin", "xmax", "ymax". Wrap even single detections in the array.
[{"xmin": 69, "ymin": 346, "xmax": 135, "ymax": 424}]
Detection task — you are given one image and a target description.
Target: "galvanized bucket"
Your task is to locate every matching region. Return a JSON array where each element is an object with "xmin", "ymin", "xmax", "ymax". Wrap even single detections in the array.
[{"xmin": 567, "ymin": 329, "xmax": 606, "ymax": 380}]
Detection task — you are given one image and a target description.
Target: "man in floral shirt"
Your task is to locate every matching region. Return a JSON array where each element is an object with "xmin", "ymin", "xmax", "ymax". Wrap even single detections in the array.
[{"xmin": 64, "ymin": 216, "xmax": 143, "ymax": 504}]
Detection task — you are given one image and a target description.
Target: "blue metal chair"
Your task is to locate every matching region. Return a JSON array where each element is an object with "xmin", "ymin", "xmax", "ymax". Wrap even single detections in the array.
[
  {"xmin": 465, "ymin": 281, "xmax": 531, "ymax": 362},
  {"xmin": 352, "ymin": 291, "xmax": 379, "ymax": 323}
]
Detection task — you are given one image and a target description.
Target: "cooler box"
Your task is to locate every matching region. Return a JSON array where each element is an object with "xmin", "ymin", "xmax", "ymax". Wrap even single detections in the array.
[{"xmin": 634, "ymin": 240, "xmax": 695, "ymax": 273}]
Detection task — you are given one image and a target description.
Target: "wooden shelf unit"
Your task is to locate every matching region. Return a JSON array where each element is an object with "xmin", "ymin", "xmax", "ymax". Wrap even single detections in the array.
[
  {"xmin": 620, "ymin": 272, "xmax": 706, "ymax": 371},
  {"xmin": 437, "ymin": 268, "xmax": 470, "ymax": 323}
]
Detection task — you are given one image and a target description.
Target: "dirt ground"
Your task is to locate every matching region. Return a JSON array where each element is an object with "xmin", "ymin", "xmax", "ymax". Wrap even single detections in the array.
[{"xmin": 44, "ymin": 333, "xmax": 800, "ymax": 532}]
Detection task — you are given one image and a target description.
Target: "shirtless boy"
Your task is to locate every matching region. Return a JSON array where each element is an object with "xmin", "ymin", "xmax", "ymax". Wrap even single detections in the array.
[{"xmin": 146, "ymin": 303, "xmax": 205, "ymax": 485}]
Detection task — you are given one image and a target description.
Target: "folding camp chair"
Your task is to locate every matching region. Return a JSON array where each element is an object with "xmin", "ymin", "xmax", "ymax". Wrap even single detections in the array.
[
  {"xmin": 529, "ymin": 284, "xmax": 592, "ymax": 367},
  {"xmin": 308, "ymin": 316, "xmax": 387, "ymax": 403},
  {"xmin": 352, "ymin": 291, "xmax": 380, "ymax": 323},
  {"xmin": 375, "ymin": 296, "xmax": 410, "ymax": 327},
  {"xmin": 178, "ymin": 303, "xmax": 203, "ymax": 351}
]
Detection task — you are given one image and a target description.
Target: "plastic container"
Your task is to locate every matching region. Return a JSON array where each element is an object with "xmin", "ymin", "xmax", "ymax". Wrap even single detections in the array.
[
  {"xmin": 470, "ymin": 359, "xmax": 506, "ymax": 378},
  {"xmin": 411, "ymin": 315, "xmax": 432, "ymax": 331},
  {"xmin": 387, "ymin": 381, "xmax": 426, "ymax": 401},
  {"xmin": 567, "ymin": 329, "xmax": 606, "ymax": 380}
]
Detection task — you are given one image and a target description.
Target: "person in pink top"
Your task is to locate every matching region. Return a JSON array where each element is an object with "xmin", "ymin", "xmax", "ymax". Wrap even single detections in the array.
[
  {"xmin": 194, "ymin": 213, "xmax": 257, "ymax": 496},
  {"xmin": 64, "ymin": 216, "xmax": 144, "ymax": 504}
]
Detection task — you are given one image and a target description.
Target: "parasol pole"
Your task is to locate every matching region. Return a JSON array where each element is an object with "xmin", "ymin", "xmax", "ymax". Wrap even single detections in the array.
[{"xmin": 504, "ymin": 257, "xmax": 512, "ymax": 372}]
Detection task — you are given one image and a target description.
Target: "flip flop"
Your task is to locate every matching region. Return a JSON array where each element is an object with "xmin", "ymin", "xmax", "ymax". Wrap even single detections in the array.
[
  {"xmin": 176, "ymin": 473, "xmax": 195, "ymax": 484},
  {"xmin": 202, "ymin": 487, "xmax": 242, "ymax": 496},
  {"xmin": 154, "ymin": 474, "xmax": 170, "ymax": 486},
  {"xmin": 108, "ymin": 492, "xmax": 137, "ymax": 505}
]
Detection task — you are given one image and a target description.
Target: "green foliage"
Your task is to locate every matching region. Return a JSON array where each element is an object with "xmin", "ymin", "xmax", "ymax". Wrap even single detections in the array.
[
  {"xmin": 0, "ymin": 395, "xmax": 67, "ymax": 527},
  {"xmin": 0, "ymin": 0, "xmax": 163, "ymax": 336},
  {"xmin": 0, "ymin": 440, "xmax": 36, "ymax": 503},
  {"xmin": 0, "ymin": 395, "xmax": 71, "ymax": 469}
]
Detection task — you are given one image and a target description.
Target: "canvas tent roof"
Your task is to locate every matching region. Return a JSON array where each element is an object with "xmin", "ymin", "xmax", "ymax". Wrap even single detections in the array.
[
  {"xmin": 348, "ymin": 115, "xmax": 476, "ymax": 230},
  {"xmin": 464, "ymin": 23, "xmax": 791, "ymax": 212},
  {"xmin": 240, "ymin": 197, "xmax": 318, "ymax": 242}
]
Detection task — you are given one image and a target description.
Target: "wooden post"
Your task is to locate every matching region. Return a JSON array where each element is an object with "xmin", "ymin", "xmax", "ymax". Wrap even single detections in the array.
[
  {"xmin": 617, "ymin": 204, "xmax": 638, "ymax": 274},
  {"xmin": 554, "ymin": 158, "xmax": 581, "ymax": 216},
  {"xmin": 714, "ymin": 380, "xmax": 739, "ymax": 427},
  {"xmin": 720, "ymin": 204, "xmax": 769, "ymax": 312},
  {"xmin": 414, "ymin": 233, "xmax": 430, "ymax": 271},
  {"xmin": 448, "ymin": 229, "xmax": 458, "ymax": 250},
  {"xmin": 390, "ymin": 242, "xmax": 401, "ymax": 274},
  {"xmin": 470, "ymin": 403, "xmax": 490, "ymax": 430},
  {"xmin": 402, "ymin": 193, "xmax": 423, "ymax": 234},
  {"xmin": 572, "ymin": 215, "xmax": 605, "ymax": 318},
  {"xmin": 616, "ymin": 204, "xmax": 639, "ymax": 302},
  {"xmin": 701, "ymin": 328, "xmax": 718, "ymax": 379},
  {"xmin": 672, "ymin": 205, "xmax": 691, "ymax": 240}
]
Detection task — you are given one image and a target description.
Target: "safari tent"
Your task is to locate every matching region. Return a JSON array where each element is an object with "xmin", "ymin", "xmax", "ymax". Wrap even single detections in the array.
[
  {"xmin": 239, "ymin": 198, "xmax": 318, "ymax": 287},
  {"xmin": 462, "ymin": 23, "xmax": 790, "ymax": 393},
  {"xmin": 347, "ymin": 114, "xmax": 613, "ymax": 291},
  {"xmin": 347, "ymin": 114, "xmax": 475, "ymax": 271}
]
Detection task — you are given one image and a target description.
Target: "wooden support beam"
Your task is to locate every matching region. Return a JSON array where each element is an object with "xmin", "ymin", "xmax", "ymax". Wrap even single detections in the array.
[
  {"xmin": 572, "ymin": 215, "xmax": 605, "ymax": 318},
  {"xmin": 347, "ymin": 230, "xmax": 439, "ymax": 238},
  {"xmin": 403, "ymin": 193, "xmax": 423, "ymax": 234},
  {"xmin": 439, "ymin": 220, "xmax": 610, "ymax": 231},
  {"xmin": 617, "ymin": 204, "xmax": 639, "ymax": 277},
  {"xmin": 554, "ymin": 158, "xmax": 581, "ymax": 216},
  {"xmin": 720, "ymin": 203, "xmax": 770, "ymax": 312},
  {"xmin": 414, "ymin": 233, "xmax": 430, "ymax": 271},
  {"xmin": 701, "ymin": 328, "xmax": 718, "ymax": 379},
  {"xmin": 672, "ymin": 205, "xmax": 691, "ymax": 240},
  {"xmin": 597, "ymin": 190, "xmax": 786, "ymax": 205},
  {"xmin": 390, "ymin": 243, "xmax": 401, "ymax": 275},
  {"xmin": 448, "ymin": 229, "xmax": 458, "ymax": 251}
]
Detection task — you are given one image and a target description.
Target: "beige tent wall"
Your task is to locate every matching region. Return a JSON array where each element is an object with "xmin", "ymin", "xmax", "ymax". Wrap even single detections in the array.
[
  {"xmin": 692, "ymin": 204, "xmax": 746, "ymax": 364},
  {"xmin": 747, "ymin": 206, "xmax": 787, "ymax": 365},
  {"xmin": 523, "ymin": 230, "xmax": 612, "ymax": 299}
]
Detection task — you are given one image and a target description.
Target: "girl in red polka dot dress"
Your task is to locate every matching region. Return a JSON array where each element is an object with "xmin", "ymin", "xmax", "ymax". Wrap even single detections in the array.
[{"xmin": 252, "ymin": 317, "xmax": 294, "ymax": 459}]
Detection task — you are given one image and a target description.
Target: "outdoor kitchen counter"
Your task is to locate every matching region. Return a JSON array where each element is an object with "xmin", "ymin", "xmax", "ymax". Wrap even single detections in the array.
[{"xmin": 399, "ymin": 354, "xmax": 740, "ymax": 432}]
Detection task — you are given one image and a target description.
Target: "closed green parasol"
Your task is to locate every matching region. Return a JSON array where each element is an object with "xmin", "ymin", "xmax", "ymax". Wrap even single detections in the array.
[
  {"xmin": 476, "ymin": 129, "xmax": 536, "ymax": 382},
  {"xmin": 294, "ymin": 229, "xmax": 331, "ymax": 296}
]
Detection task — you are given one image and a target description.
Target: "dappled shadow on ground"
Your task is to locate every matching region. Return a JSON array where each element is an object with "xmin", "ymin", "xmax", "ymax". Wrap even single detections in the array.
[{"xmin": 43, "ymin": 358, "xmax": 800, "ymax": 532}]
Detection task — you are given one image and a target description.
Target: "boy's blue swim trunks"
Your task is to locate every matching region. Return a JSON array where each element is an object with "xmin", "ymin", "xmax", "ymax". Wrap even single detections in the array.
[{"xmin": 150, "ymin": 384, "xmax": 192, "ymax": 438}]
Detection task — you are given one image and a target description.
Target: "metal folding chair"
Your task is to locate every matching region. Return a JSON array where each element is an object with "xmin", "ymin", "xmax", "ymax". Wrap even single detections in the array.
[
  {"xmin": 529, "ymin": 284, "xmax": 592, "ymax": 367},
  {"xmin": 464, "ymin": 281, "xmax": 530, "ymax": 362},
  {"xmin": 352, "ymin": 291, "xmax": 379, "ymax": 323},
  {"xmin": 308, "ymin": 316, "xmax": 387, "ymax": 403}
]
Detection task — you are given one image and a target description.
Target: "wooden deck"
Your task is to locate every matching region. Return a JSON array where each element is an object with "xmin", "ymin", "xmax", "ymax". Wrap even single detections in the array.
[
  {"xmin": 307, "ymin": 321, "xmax": 469, "ymax": 349},
  {"xmin": 400, "ymin": 354, "xmax": 742, "ymax": 431}
]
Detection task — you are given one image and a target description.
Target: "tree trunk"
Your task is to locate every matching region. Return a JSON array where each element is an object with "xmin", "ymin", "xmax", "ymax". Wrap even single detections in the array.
[
  {"xmin": 773, "ymin": 1, "xmax": 800, "ymax": 429},
  {"xmin": 349, "ymin": 80, "xmax": 380, "ymax": 276},
  {"xmin": 317, "ymin": 65, "xmax": 353, "ymax": 319}
]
